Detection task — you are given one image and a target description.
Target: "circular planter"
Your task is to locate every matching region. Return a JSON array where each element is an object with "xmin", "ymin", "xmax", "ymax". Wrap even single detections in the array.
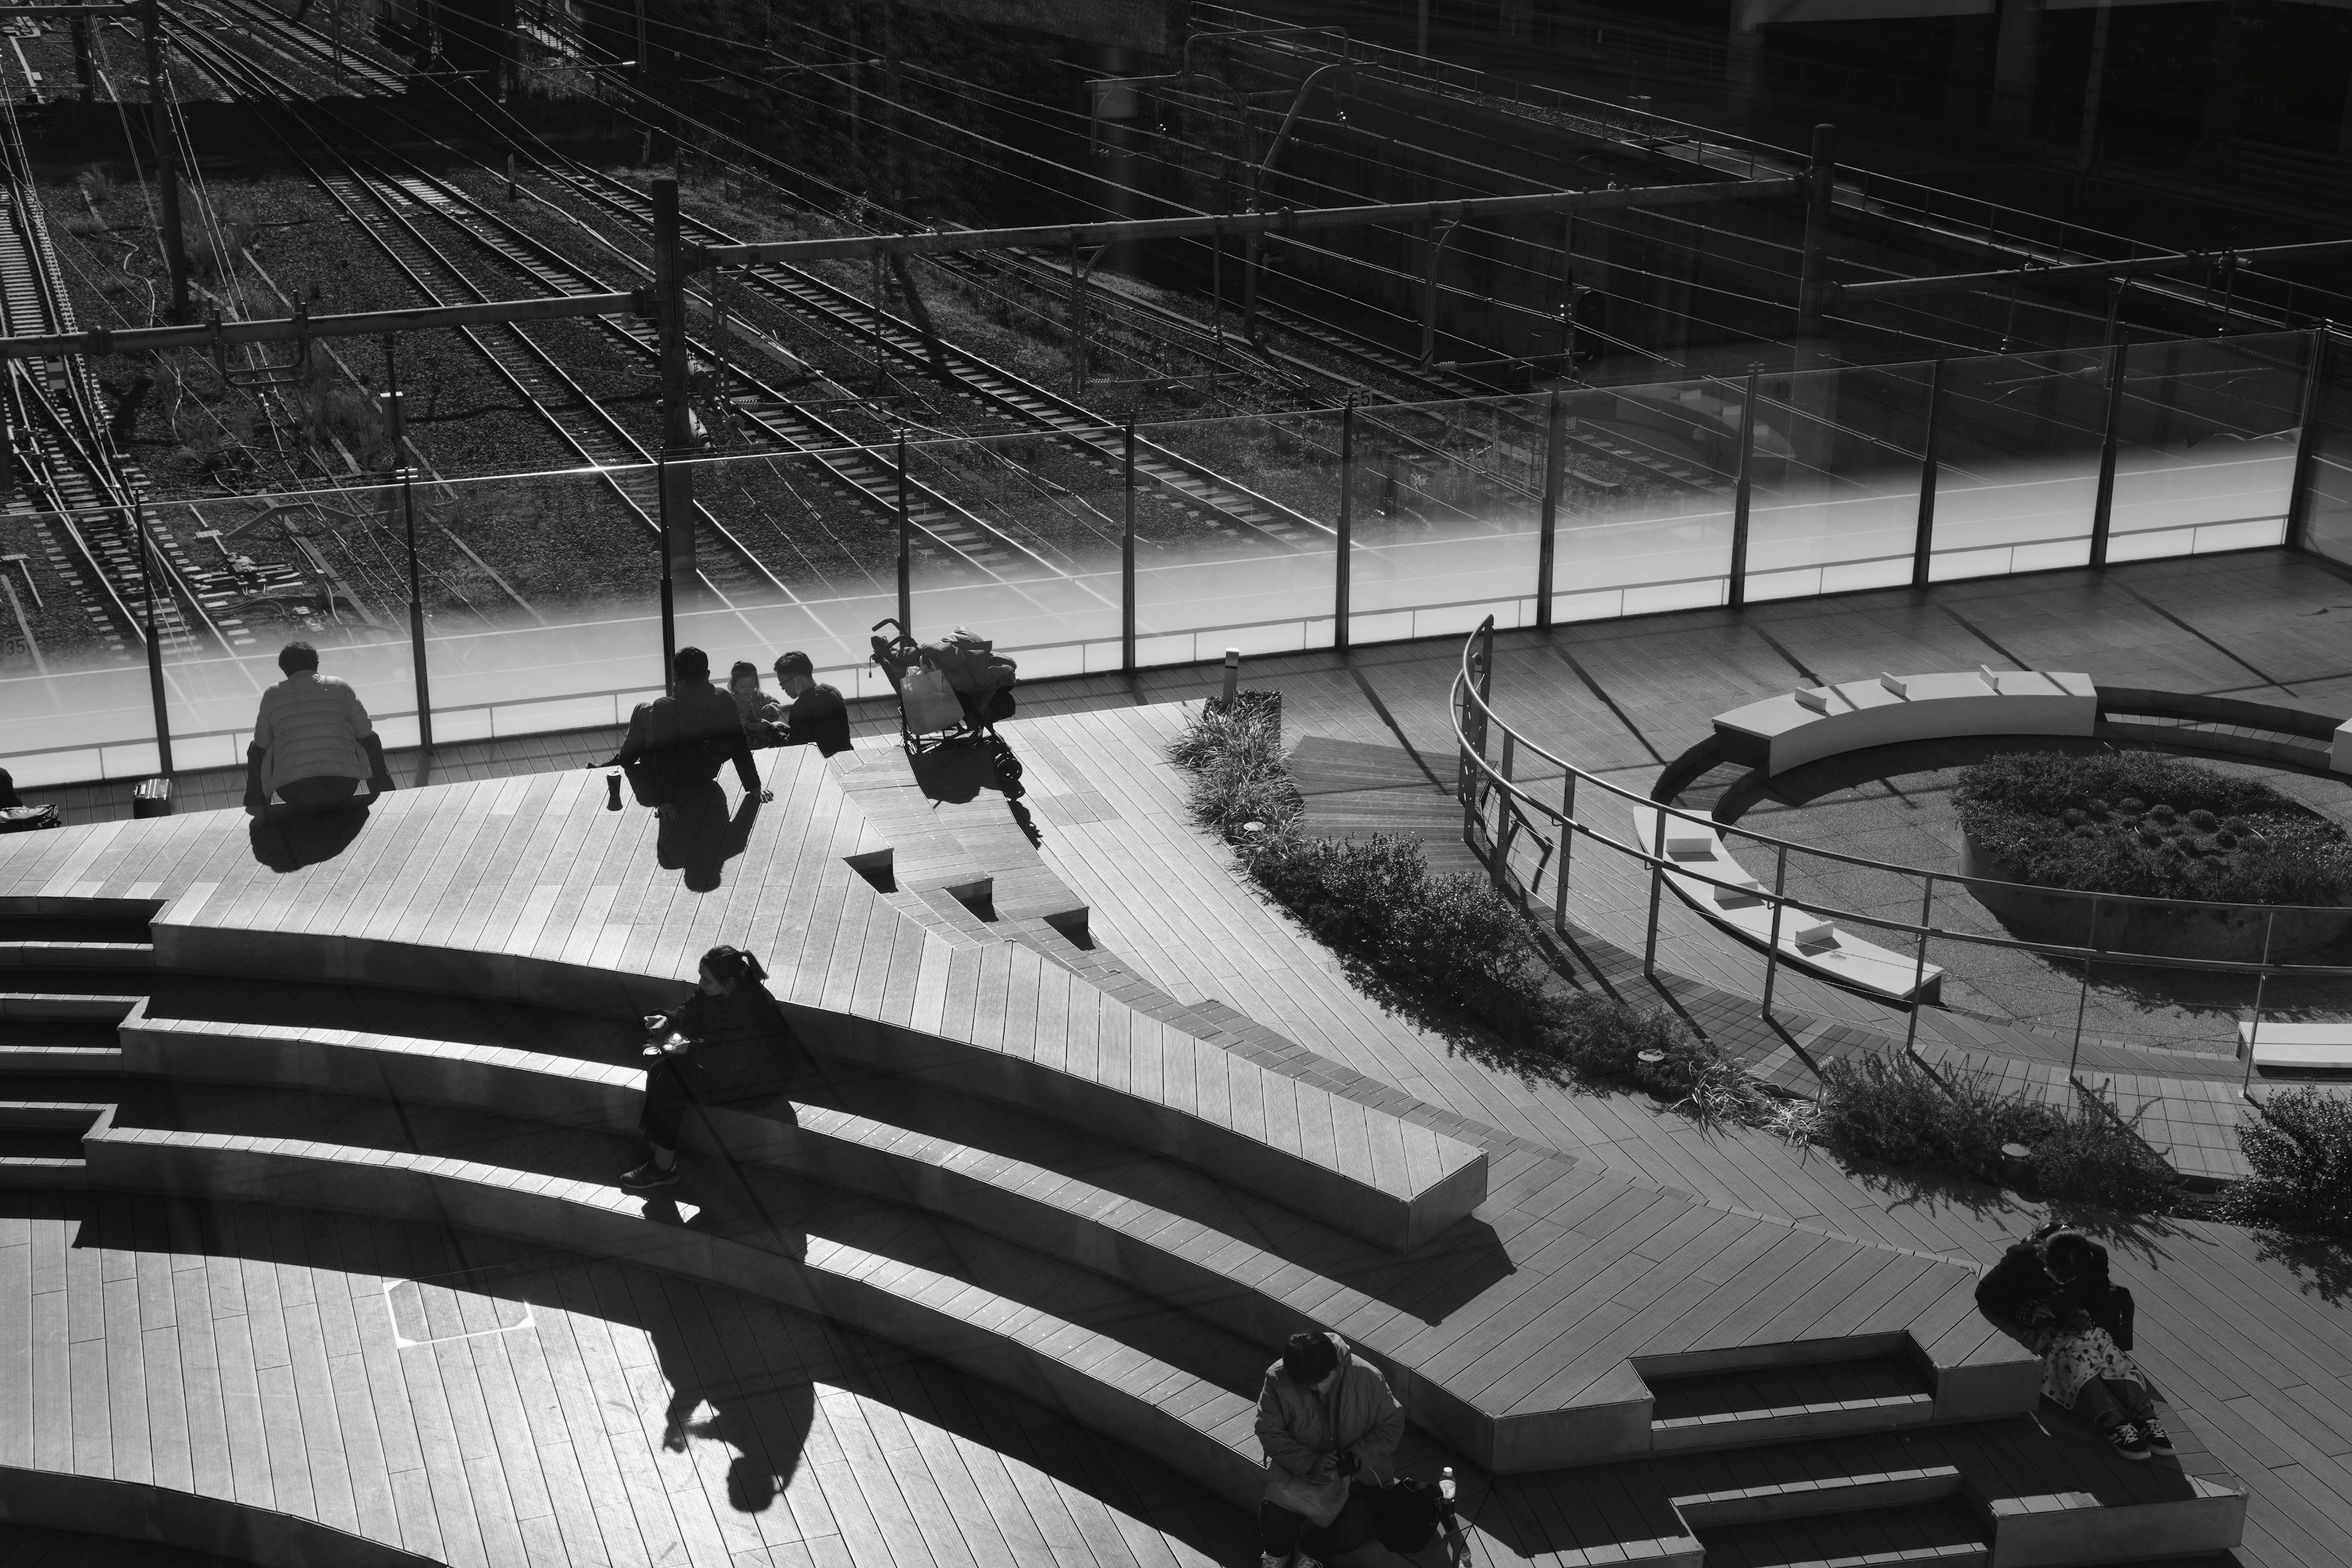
[{"xmin": 1959, "ymin": 833, "xmax": 2352, "ymax": 962}]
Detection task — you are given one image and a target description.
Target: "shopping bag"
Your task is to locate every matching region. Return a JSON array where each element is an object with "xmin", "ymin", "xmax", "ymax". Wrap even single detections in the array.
[{"xmin": 900, "ymin": 667, "xmax": 966, "ymax": 733}]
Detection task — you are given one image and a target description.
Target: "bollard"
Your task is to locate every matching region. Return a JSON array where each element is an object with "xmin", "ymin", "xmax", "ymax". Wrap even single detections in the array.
[
  {"xmin": 1221, "ymin": 647, "xmax": 1240, "ymax": 707},
  {"xmin": 606, "ymin": 771, "xmax": 624, "ymax": 812}
]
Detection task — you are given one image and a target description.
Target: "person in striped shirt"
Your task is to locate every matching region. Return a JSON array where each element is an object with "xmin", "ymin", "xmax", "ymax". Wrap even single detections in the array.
[{"xmin": 244, "ymin": 641, "xmax": 391, "ymax": 818}]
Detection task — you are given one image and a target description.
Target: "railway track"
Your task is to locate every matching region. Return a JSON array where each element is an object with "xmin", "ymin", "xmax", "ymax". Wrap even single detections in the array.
[
  {"xmin": 174, "ymin": 17, "xmax": 1070, "ymax": 597},
  {"xmin": 0, "ymin": 105, "xmax": 244, "ymax": 662},
  {"xmin": 189, "ymin": 0, "xmax": 406, "ymax": 96},
  {"xmin": 450, "ymin": 104, "xmax": 1335, "ymax": 554}
]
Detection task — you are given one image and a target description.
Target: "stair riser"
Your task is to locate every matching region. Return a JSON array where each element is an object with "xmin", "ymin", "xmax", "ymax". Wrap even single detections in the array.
[
  {"xmin": 75, "ymin": 1133, "xmax": 1270, "ymax": 1512},
  {"xmin": 0, "ymin": 995, "xmax": 137, "ymax": 1020},
  {"xmin": 1984, "ymin": 1489, "xmax": 2248, "ymax": 1568},
  {"xmin": 1678, "ymin": 1472, "xmax": 1966, "ymax": 1529},
  {"xmin": 1651, "ymin": 1400, "xmax": 1936, "ymax": 1453},
  {"xmin": 0, "ymin": 945, "xmax": 154, "ymax": 970}
]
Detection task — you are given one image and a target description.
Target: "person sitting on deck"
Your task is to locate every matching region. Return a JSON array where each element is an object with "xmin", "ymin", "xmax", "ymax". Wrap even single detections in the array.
[
  {"xmin": 726, "ymin": 660, "xmax": 788, "ymax": 747},
  {"xmin": 771, "ymin": 650, "xmax": 853, "ymax": 756},
  {"xmin": 1256, "ymin": 1330, "xmax": 1403, "ymax": 1568},
  {"xmin": 244, "ymin": 641, "xmax": 394, "ymax": 818},
  {"xmin": 622, "ymin": 944, "xmax": 797, "ymax": 1191},
  {"xmin": 1976, "ymin": 1222, "xmax": 2171, "ymax": 1461},
  {"xmin": 603, "ymin": 647, "xmax": 772, "ymax": 816}
]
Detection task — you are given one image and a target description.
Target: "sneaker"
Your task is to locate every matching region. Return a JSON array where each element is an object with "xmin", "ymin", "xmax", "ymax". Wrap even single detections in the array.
[
  {"xmin": 2103, "ymin": 1420, "xmax": 2152, "ymax": 1461},
  {"xmin": 2141, "ymin": 1419, "xmax": 2176, "ymax": 1455},
  {"xmin": 620, "ymin": 1160, "xmax": 679, "ymax": 1190},
  {"xmin": 1259, "ymin": 1556, "xmax": 1288, "ymax": 1568}
]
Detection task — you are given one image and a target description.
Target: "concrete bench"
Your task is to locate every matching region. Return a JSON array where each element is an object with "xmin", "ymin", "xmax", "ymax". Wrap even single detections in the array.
[
  {"xmin": 2238, "ymin": 1021, "xmax": 2352, "ymax": 1072},
  {"xmin": 1632, "ymin": 807, "xmax": 1943, "ymax": 1004},
  {"xmin": 1714, "ymin": 669, "xmax": 2097, "ymax": 777}
]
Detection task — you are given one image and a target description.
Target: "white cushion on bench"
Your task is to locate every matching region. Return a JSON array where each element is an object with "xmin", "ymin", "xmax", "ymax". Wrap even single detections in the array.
[{"xmin": 2239, "ymin": 1022, "xmax": 2352, "ymax": 1071}]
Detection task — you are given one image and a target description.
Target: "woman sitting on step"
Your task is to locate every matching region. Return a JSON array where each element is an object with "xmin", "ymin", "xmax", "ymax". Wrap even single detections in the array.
[
  {"xmin": 1256, "ymin": 1330, "xmax": 1404, "ymax": 1568},
  {"xmin": 621, "ymin": 945, "xmax": 791, "ymax": 1192},
  {"xmin": 1976, "ymin": 1223, "xmax": 2171, "ymax": 1462}
]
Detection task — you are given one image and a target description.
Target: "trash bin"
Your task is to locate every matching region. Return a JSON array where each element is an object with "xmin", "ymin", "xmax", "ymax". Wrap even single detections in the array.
[
  {"xmin": 132, "ymin": 777, "xmax": 172, "ymax": 819},
  {"xmin": 1999, "ymin": 1142, "xmax": 2035, "ymax": 1190}
]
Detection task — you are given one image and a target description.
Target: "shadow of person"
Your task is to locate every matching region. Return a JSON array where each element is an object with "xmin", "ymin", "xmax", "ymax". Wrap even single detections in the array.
[
  {"xmin": 248, "ymin": 801, "xmax": 371, "ymax": 872},
  {"xmin": 656, "ymin": 783, "xmax": 761, "ymax": 892}
]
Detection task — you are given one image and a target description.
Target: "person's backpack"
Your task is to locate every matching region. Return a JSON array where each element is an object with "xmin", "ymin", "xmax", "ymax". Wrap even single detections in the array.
[
  {"xmin": 1359, "ymin": 1477, "xmax": 1448, "ymax": 1553},
  {"xmin": 929, "ymin": 628, "xmax": 1018, "ymax": 696}
]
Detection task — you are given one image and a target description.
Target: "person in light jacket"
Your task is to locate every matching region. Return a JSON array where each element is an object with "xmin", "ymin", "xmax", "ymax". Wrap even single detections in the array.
[
  {"xmin": 244, "ymin": 641, "xmax": 392, "ymax": 817},
  {"xmin": 1255, "ymin": 1330, "xmax": 1403, "ymax": 1568}
]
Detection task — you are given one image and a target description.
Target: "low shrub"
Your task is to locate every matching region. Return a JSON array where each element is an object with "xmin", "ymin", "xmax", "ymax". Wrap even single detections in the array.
[
  {"xmin": 1812, "ymin": 1050, "xmax": 2174, "ymax": 1211},
  {"xmin": 1954, "ymin": 750, "xmax": 2352, "ymax": 905},
  {"xmin": 1167, "ymin": 702, "xmax": 1767, "ymax": 1124},
  {"xmin": 1814, "ymin": 1051, "xmax": 2058, "ymax": 1182},
  {"xmin": 2222, "ymin": 1087, "xmax": 2352, "ymax": 1237}
]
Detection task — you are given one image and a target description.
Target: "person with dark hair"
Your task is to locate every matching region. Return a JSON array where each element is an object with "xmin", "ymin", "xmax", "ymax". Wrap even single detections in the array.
[
  {"xmin": 772, "ymin": 651, "xmax": 853, "ymax": 756},
  {"xmin": 0, "ymin": 767, "xmax": 18, "ymax": 809},
  {"xmin": 1254, "ymin": 1330, "xmax": 1403, "ymax": 1568},
  {"xmin": 603, "ymin": 647, "xmax": 771, "ymax": 815},
  {"xmin": 1977, "ymin": 1222, "xmax": 2169, "ymax": 1461},
  {"xmin": 244, "ymin": 640, "xmax": 393, "ymax": 818},
  {"xmin": 726, "ymin": 661, "xmax": 786, "ymax": 747},
  {"xmin": 623, "ymin": 944, "xmax": 788, "ymax": 1190}
]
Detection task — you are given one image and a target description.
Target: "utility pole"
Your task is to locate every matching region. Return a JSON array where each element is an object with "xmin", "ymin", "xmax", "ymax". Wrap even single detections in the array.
[
  {"xmin": 143, "ymin": 0, "xmax": 188, "ymax": 321},
  {"xmin": 72, "ymin": 12, "xmax": 92, "ymax": 103},
  {"xmin": 651, "ymin": 178, "xmax": 697, "ymax": 604}
]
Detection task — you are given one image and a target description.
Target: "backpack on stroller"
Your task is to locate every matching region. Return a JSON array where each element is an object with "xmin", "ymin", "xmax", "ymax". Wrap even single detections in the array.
[{"xmin": 868, "ymin": 620, "xmax": 1025, "ymax": 794}]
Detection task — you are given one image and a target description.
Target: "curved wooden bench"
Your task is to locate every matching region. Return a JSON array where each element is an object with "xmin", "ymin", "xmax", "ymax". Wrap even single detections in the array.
[
  {"xmin": 1713, "ymin": 669, "xmax": 2097, "ymax": 777},
  {"xmin": 1631, "ymin": 807, "xmax": 1943, "ymax": 1004}
]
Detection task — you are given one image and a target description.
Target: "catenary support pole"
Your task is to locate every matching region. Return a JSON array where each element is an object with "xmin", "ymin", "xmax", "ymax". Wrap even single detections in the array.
[
  {"xmin": 381, "ymin": 343, "xmax": 431, "ymax": 766},
  {"xmin": 1913, "ymin": 358, "xmax": 1945, "ymax": 587},
  {"xmin": 2286, "ymin": 324, "xmax": 2331, "ymax": 552},
  {"xmin": 1121, "ymin": 415, "xmax": 1136, "ymax": 673},
  {"xmin": 2089, "ymin": 337, "xmax": 2128, "ymax": 568},
  {"xmin": 1537, "ymin": 389, "xmax": 1564, "ymax": 627},
  {"xmin": 650, "ymin": 178, "xmax": 696, "ymax": 602},
  {"xmin": 1335, "ymin": 393, "xmax": 1354, "ymax": 650},
  {"xmin": 144, "ymin": 0, "xmax": 187, "ymax": 321},
  {"xmin": 1793, "ymin": 124, "xmax": 1835, "ymax": 356},
  {"xmin": 1728, "ymin": 363, "xmax": 1761, "ymax": 608},
  {"xmin": 895, "ymin": 431, "xmax": 911, "ymax": 633},
  {"xmin": 135, "ymin": 499, "xmax": 172, "ymax": 776}
]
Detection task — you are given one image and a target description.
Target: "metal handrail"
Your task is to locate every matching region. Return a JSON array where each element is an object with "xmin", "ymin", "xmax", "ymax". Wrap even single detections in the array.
[{"xmin": 1450, "ymin": 622, "xmax": 2352, "ymax": 984}]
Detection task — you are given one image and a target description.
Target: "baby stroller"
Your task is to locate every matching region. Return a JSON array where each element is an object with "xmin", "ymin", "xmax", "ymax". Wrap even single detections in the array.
[{"xmin": 869, "ymin": 620, "xmax": 1024, "ymax": 795}]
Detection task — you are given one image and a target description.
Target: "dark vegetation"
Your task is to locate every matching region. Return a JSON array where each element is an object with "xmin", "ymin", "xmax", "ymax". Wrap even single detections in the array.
[
  {"xmin": 2222, "ymin": 1087, "xmax": 2352, "ymax": 1238},
  {"xmin": 1956, "ymin": 751, "xmax": 2352, "ymax": 905}
]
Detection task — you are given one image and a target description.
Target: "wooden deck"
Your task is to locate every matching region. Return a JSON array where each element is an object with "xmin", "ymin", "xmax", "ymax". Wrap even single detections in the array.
[{"xmin": 0, "ymin": 551, "xmax": 2345, "ymax": 1567}]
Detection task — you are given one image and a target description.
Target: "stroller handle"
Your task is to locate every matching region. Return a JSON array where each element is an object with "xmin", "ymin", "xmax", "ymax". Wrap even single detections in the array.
[{"xmin": 871, "ymin": 617, "xmax": 905, "ymax": 635}]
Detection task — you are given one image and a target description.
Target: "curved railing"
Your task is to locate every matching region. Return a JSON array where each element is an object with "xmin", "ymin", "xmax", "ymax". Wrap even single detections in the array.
[{"xmin": 1449, "ymin": 619, "xmax": 2352, "ymax": 1083}]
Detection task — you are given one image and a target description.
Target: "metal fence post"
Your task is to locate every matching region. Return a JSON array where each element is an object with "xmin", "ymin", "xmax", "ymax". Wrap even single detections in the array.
[
  {"xmin": 1760, "ymin": 843, "xmax": 1789, "ymax": 1019},
  {"xmin": 1903, "ymin": 877, "xmax": 1934, "ymax": 1055},
  {"xmin": 1728, "ymin": 363, "xmax": 1760, "ymax": 608},
  {"xmin": 2068, "ymin": 895, "xmax": 2101, "ymax": 1080},
  {"xmin": 2243, "ymin": 910, "xmax": 2277, "ymax": 1096},
  {"xmin": 1554, "ymin": 771, "xmax": 1577, "ymax": 934},
  {"xmin": 895, "ymin": 431, "xmax": 912, "ymax": 634},
  {"xmin": 134, "ymin": 499, "xmax": 172, "ymax": 777},
  {"xmin": 1913, "ymin": 358, "xmax": 1944, "ymax": 588},
  {"xmin": 401, "ymin": 469, "xmax": 432, "ymax": 762},
  {"xmin": 2089, "ymin": 339, "xmax": 2128, "ymax": 568},
  {"xmin": 1492, "ymin": 732, "xmax": 1517, "ymax": 889},
  {"xmin": 1121, "ymin": 415, "xmax": 1137, "ymax": 673},
  {"xmin": 1537, "ymin": 388, "xmax": 1564, "ymax": 628},
  {"xmin": 1642, "ymin": 805, "xmax": 1669, "ymax": 977},
  {"xmin": 2286, "ymin": 324, "xmax": 2331, "ymax": 553},
  {"xmin": 1335, "ymin": 393, "xmax": 1355, "ymax": 652},
  {"xmin": 655, "ymin": 451, "xmax": 675, "ymax": 693}
]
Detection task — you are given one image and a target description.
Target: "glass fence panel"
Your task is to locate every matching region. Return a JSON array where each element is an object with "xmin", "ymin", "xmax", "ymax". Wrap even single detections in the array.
[
  {"xmin": 2302, "ymin": 347, "xmax": 2352, "ymax": 569},
  {"xmin": 153, "ymin": 486, "xmax": 418, "ymax": 786},
  {"xmin": 2107, "ymin": 331, "xmax": 2307, "ymax": 561},
  {"xmin": 1346, "ymin": 394, "xmax": 1546, "ymax": 643},
  {"xmin": 1928, "ymin": 345, "xmax": 2109, "ymax": 579},
  {"xmin": 1548, "ymin": 379, "xmax": 1738, "ymax": 621},
  {"xmin": 386, "ymin": 465, "xmax": 668, "ymax": 746},
  {"xmin": 1134, "ymin": 408, "xmax": 1341, "ymax": 662},
  {"xmin": 679, "ymin": 442, "xmax": 912, "ymax": 704},
  {"xmin": 0, "ymin": 501, "xmax": 164, "ymax": 787},
  {"xmin": 1744, "ymin": 363, "xmax": 1932, "ymax": 601},
  {"xmin": 901, "ymin": 427, "xmax": 1127, "ymax": 680}
]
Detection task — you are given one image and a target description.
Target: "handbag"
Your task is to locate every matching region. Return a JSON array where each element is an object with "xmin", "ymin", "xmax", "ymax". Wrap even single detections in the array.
[
  {"xmin": 1261, "ymin": 1462, "xmax": 1350, "ymax": 1528},
  {"xmin": 900, "ymin": 666, "xmax": 965, "ymax": 733},
  {"xmin": 0, "ymin": 804, "xmax": 60, "ymax": 832},
  {"xmin": 1359, "ymin": 1478, "xmax": 1447, "ymax": 1553}
]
